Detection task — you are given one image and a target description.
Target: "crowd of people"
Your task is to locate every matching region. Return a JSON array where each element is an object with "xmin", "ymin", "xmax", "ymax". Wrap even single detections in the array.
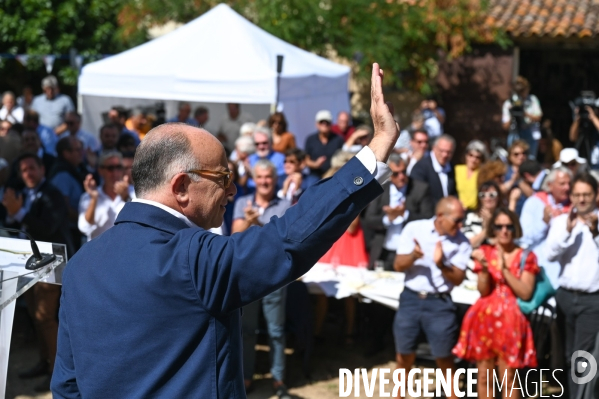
[{"xmin": 0, "ymin": 73, "xmax": 598, "ymax": 399}]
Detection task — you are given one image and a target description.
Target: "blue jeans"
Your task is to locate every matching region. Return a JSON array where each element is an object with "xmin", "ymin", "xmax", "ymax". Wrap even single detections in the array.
[{"xmin": 242, "ymin": 287, "xmax": 287, "ymax": 382}]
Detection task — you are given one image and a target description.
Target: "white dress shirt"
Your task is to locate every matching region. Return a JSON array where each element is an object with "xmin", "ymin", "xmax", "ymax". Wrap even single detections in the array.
[
  {"xmin": 396, "ymin": 218, "xmax": 472, "ymax": 293},
  {"xmin": 383, "ymin": 184, "xmax": 408, "ymax": 251},
  {"xmin": 430, "ymin": 151, "xmax": 450, "ymax": 197},
  {"xmin": 78, "ymin": 187, "xmax": 132, "ymax": 241},
  {"xmin": 546, "ymin": 211, "xmax": 599, "ymax": 292}
]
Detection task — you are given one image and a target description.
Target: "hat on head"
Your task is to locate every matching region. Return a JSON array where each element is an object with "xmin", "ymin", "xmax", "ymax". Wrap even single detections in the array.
[
  {"xmin": 552, "ymin": 148, "xmax": 587, "ymax": 168},
  {"xmin": 315, "ymin": 110, "xmax": 332, "ymax": 123}
]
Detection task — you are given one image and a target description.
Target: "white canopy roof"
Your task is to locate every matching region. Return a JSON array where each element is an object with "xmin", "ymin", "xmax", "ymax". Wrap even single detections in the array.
[{"xmin": 79, "ymin": 4, "xmax": 351, "ymax": 143}]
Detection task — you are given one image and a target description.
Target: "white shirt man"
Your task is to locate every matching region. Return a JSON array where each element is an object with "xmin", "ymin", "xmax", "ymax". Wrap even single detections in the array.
[
  {"xmin": 78, "ymin": 152, "xmax": 131, "ymax": 241},
  {"xmin": 544, "ymin": 173, "xmax": 599, "ymax": 398}
]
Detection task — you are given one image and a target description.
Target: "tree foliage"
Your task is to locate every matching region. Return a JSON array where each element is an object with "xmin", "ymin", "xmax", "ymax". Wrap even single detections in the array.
[
  {"xmin": 118, "ymin": 0, "xmax": 509, "ymax": 93},
  {"xmin": 0, "ymin": 0, "xmax": 141, "ymax": 85}
]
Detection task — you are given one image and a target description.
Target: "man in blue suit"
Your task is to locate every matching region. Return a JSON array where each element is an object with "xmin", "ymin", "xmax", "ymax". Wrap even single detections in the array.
[{"xmin": 52, "ymin": 64, "xmax": 399, "ymax": 398}]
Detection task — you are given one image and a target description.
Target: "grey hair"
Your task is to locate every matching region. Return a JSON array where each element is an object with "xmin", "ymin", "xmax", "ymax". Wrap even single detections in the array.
[
  {"xmin": 99, "ymin": 151, "xmax": 122, "ymax": 166},
  {"xmin": 41, "ymin": 75, "xmax": 58, "ymax": 88},
  {"xmin": 542, "ymin": 166, "xmax": 572, "ymax": 192},
  {"xmin": 239, "ymin": 122, "xmax": 256, "ymax": 136},
  {"xmin": 253, "ymin": 159, "xmax": 277, "ymax": 177},
  {"xmin": 465, "ymin": 140, "xmax": 489, "ymax": 162},
  {"xmin": 387, "ymin": 152, "xmax": 405, "ymax": 166},
  {"xmin": 132, "ymin": 128, "xmax": 201, "ymax": 197},
  {"xmin": 253, "ymin": 126, "xmax": 271, "ymax": 142},
  {"xmin": 235, "ymin": 135, "xmax": 255, "ymax": 154},
  {"xmin": 433, "ymin": 134, "xmax": 456, "ymax": 149}
]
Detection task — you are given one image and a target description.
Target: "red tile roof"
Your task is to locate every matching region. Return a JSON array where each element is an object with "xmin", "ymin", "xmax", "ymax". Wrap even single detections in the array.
[{"xmin": 487, "ymin": 0, "xmax": 599, "ymax": 38}]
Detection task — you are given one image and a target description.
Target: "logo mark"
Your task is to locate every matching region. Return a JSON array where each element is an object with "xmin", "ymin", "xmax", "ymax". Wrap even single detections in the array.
[{"xmin": 571, "ymin": 350, "xmax": 598, "ymax": 385}]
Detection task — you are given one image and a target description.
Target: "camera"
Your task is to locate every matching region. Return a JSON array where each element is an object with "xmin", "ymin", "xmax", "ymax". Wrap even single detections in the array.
[
  {"xmin": 509, "ymin": 94, "xmax": 525, "ymax": 131},
  {"xmin": 571, "ymin": 91, "xmax": 599, "ymax": 119}
]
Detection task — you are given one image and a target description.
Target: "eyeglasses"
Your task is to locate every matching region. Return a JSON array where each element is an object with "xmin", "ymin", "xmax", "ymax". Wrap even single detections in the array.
[
  {"xmin": 478, "ymin": 191, "xmax": 498, "ymax": 199},
  {"xmin": 392, "ymin": 170, "xmax": 407, "ymax": 177},
  {"xmin": 100, "ymin": 165, "xmax": 123, "ymax": 172},
  {"xmin": 254, "ymin": 141, "xmax": 269, "ymax": 147},
  {"xmin": 186, "ymin": 169, "xmax": 233, "ymax": 188},
  {"xmin": 571, "ymin": 192, "xmax": 594, "ymax": 199},
  {"xmin": 493, "ymin": 224, "xmax": 515, "ymax": 232}
]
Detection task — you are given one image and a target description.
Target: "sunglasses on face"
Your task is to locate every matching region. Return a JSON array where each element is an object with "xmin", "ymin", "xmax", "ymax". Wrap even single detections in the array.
[
  {"xmin": 318, "ymin": 120, "xmax": 331, "ymax": 125},
  {"xmin": 100, "ymin": 165, "xmax": 124, "ymax": 172},
  {"xmin": 478, "ymin": 191, "xmax": 498, "ymax": 199},
  {"xmin": 493, "ymin": 224, "xmax": 515, "ymax": 232},
  {"xmin": 392, "ymin": 170, "xmax": 407, "ymax": 177}
]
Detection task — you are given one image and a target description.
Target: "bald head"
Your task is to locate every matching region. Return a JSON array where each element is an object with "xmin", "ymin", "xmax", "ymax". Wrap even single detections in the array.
[
  {"xmin": 436, "ymin": 196, "xmax": 461, "ymax": 215},
  {"xmin": 132, "ymin": 123, "xmax": 224, "ymax": 198},
  {"xmin": 435, "ymin": 196, "xmax": 465, "ymax": 237}
]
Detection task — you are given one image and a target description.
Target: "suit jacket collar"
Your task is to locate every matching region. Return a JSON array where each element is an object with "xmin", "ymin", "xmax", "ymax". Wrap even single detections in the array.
[{"xmin": 115, "ymin": 202, "xmax": 195, "ymax": 235}]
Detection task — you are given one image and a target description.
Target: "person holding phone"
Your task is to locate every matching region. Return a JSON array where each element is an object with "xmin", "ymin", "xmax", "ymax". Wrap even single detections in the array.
[
  {"xmin": 453, "ymin": 207, "xmax": 539, "ymax": 399},
  {"xmin": 546, "ymin": 173, "xmax": 599, "ymax": 398}
]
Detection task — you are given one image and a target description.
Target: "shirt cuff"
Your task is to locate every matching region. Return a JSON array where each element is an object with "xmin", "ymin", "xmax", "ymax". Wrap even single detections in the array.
[
  {"xmin": 382, "ymin": 215, "xmax": 391, "ymax": 227},
  {"xmin": 355, "ymin": 146, "xmax": 391, "ymax": 184}
]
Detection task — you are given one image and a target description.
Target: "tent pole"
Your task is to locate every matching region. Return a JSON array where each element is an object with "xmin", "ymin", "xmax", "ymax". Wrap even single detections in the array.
[{"xmin": 275, "ymin": 55, "xmax": 284, "ymax": 112}]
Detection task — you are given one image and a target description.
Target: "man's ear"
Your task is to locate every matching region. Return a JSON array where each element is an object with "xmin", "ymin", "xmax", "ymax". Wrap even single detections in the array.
[{"xmin": 171, "ymin": 173, "xmax": 189, "ymax": 204}]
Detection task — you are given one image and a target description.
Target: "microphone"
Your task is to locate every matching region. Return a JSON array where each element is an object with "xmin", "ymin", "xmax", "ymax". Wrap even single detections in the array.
[{"xmin": 0, "ymin": 227, "xmax": 57, "ymax": 270}]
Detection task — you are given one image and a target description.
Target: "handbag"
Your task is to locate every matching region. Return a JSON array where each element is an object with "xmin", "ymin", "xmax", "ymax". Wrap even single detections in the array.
[{"xmin": 517, "ymin": 249, "xmax": 556, "ymax": 314}]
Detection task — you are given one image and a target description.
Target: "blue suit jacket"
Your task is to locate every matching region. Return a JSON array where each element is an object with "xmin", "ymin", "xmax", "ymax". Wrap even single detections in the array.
[{"xmin": 52, "ymin": 156, "xmax": 383, "ymax": 398}]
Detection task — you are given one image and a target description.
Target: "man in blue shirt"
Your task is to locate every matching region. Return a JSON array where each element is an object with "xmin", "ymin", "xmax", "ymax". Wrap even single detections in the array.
[
  {"xmin": 23, "ymin": 109, "xmax": 58, "ymax": 156},
  {"xmin": 247, "ymin": 127, "xmax": 286, "ymax": 188},
  {"xmin": 167, "ymin": 102, "xmax": 197, "ymax": 125}
]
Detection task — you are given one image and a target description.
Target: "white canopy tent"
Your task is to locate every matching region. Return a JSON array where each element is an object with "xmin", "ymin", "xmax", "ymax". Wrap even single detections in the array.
[{"xmin": 78, "ymin": 3, "xmax": 351, "ymax": 147}]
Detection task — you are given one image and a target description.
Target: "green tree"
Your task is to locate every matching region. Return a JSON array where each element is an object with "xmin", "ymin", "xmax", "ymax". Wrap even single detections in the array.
[
  {"xmin": 118, "ymin": 0, "xmax": 509, "ymax": 93},
  {"xmin": 0, "ymin": 0, "xmax": 141, "ymax": 85}
]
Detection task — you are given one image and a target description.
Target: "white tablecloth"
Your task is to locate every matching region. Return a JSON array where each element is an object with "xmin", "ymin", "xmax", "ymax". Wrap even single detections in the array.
[{"xmin": 300, "ymin": 263, "xmax": 480, "ymax": 310}]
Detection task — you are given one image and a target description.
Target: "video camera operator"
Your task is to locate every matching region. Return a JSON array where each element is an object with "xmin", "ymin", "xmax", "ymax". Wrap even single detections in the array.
[
  {"xmin": 502, "ymin": 76, "xmax": 543, "ymax": 157},
  {"xmin": 568, "ymin": 91, "xmax": 599, "ymax": 165}
]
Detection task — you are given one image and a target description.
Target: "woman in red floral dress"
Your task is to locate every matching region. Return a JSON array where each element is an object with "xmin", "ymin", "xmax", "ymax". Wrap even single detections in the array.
[{"xmin": 453, "ymin": 208, "xmax": 539, "ymax": 399}]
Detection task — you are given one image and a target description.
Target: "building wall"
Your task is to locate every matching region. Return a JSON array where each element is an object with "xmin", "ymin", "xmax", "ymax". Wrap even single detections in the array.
[{"xmin": 436, "ymin": 45, "xmax": 514, "ymax": 158}]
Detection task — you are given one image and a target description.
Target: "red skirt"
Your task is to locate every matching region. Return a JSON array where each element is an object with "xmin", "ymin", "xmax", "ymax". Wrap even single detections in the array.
[{"xmin": 319, "ymin": 225, "xmax": 369, "ymax": 267}]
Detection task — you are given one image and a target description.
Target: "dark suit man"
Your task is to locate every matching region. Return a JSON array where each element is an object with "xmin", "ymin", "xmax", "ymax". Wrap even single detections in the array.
[
  {"xmin": 51, "ymin": 63, "xmax": 398, "ymax": 398},
  {"xmin": 364, "ymin": 154, "xmax": 434, "ymax": 270},
  {"xmin": 409, "ymin": 134, "xmax": 456, "ymax": 205},
  {"xmin": 2, "ymin": 154, "xmax": 72, "ymax": 391}
]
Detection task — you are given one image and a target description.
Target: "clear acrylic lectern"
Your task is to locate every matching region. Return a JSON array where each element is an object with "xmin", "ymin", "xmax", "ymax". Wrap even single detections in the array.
[{"xmin": 0, "ymin": 236, "xmax": 66, "ymax": 399}]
